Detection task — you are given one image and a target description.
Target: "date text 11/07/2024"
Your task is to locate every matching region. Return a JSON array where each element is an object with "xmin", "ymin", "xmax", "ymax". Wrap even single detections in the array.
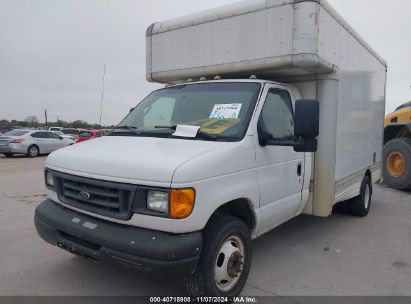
[{"xmin": 149, "ymin": 296, "xmax": 258, "ymax": 303}]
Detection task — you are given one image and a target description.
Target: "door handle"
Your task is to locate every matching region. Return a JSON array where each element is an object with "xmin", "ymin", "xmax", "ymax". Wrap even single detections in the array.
[{"xmin": 297, "ymin": 163, "xmax": 302, "ymax": 177}]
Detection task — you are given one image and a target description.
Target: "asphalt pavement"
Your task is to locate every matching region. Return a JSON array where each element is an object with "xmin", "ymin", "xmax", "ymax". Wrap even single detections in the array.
[{"xmin": 0, "ymin": 154, "xmax": 410, "ymax": 296}]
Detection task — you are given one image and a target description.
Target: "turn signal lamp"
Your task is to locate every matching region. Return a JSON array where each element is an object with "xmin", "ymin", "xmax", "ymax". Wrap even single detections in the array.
[{"xmin": 170, "ymin": 189, "xmax": 195, "ymax": 219}]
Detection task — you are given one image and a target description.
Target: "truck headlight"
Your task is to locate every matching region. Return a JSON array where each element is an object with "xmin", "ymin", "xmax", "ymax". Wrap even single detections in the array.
[
  {"xmin": 146, "ymin": 188, "xmax": 195, "ymax": 219},
  {"xmin": 147, "ymin": 191, "xmax": 169, "ymax": 214},
  {"xmin": 45, "ymin": 170, "xmax": 55, "ymax": 187}
]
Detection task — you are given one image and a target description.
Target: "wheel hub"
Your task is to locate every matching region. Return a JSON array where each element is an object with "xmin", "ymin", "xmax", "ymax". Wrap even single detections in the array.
[
  {"xmin": 227, "ymin": 251, "xmax": 243, "ymax": 278},
  {"xmin": 30, "ymin": 147, "xmax": 37, "ymax": 156},
  {"xmin": 387, "ymin": 151, "xmax": 406, "ymax": 177},
  {"xmin": 214, "ymin": 236, "xmax": 245, "ymax": 291}
]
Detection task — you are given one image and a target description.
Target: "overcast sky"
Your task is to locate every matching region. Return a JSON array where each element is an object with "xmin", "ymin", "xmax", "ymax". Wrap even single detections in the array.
[{"xmin": 1, "ymin": 0, "xmax": 410, "ymax": 125}]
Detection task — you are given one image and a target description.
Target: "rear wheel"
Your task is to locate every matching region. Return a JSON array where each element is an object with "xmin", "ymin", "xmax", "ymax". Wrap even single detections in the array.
[
  {"xmin": 4, "ymin": 153, "xmax": 14, "ymax": 158},
  {"xmin": 335, "ymin": 175, "xmax": 372, "ymax": 217},
  {"xmin": 383, "ymin": 138, "xmax": 411, "ymax": 190},
  {"xmin": 349, "ymin": 175, "xmax": 372, "ymax": 217},
  {"xmin": 27, "ymin": 145, "xmax": 39, "ymax": 157},
  {"xmin": 185, "ymin": 215, "xmax": 252, "ymax": 297}
]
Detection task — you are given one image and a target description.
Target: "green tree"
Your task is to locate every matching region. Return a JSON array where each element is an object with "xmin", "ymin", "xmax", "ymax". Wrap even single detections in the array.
[
  {"xmin": 25, "ymin": 115, "xmax": 39, "ymax": 127},
  {"xmin": 56, "ymin": 119, "xmax": 68, "ymax": 127},
  {"xmin": 0, "ymin": 119, "xmax": 10, "ymax": 126},
  {"xmin": 71, "ymin": 120, "xmax": 88, "ymax": 129}
]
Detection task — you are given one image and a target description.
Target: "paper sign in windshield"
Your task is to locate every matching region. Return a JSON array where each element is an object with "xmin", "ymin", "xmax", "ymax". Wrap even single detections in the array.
[
  {"xmin": 172, "ymin": 125, "xmax": 200, "ymax": 138},
  {"xmin": 210, "ymin": 104, "xmax": 242, "ymax": 119}
]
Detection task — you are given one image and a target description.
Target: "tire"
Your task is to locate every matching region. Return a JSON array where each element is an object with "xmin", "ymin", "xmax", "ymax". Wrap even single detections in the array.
[
  {"xmin": 383, "ymin": 138, "xmax": 411, "ymax": 191},
  {"xmin": 4, "ymin": 153, "xmax": 14, "ymax": 158},
  {"xmin": 27, "ymin": 145, "xmax": 40, "ymax": 157},
  {"xmin": 185, "ymin": 215, "xmax": 252, "ymax": 297},
  {"xmin": 334, "ymin": 200, "xmax": 350, "ymax": 214},
  {"xmin": 349, "ymin": 175, "xmax": 372, "ymax": 217}
]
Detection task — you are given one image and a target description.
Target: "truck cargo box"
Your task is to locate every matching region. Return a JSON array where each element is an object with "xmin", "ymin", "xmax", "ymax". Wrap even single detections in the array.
[
  {"xmin": 146, "ymin": 0, "xmax": 386, "ymax": 83},
  {"xmin": 146, "ymin": 0, "xmax": 387, "ymax": 217}
]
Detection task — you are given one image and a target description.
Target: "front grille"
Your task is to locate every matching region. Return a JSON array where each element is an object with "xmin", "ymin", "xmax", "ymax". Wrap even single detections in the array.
[{"xmin": 53, "ymin": 171, "xmax": 138, "ymax": 220}]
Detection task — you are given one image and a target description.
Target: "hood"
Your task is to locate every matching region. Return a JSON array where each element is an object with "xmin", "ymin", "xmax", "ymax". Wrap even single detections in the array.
[{"xmin": 46, "ymin": 136, "xmax": 226, "ymax": 184}]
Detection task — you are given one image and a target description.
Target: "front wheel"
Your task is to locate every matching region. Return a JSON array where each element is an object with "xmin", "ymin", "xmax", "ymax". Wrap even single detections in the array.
[
  {"xmin": 185, "ymin": 215, "xmax": 252, "ymax": 297},
  {"xmin": 4, "ymin": 153, "xmax": 14, "ymax": 158}
]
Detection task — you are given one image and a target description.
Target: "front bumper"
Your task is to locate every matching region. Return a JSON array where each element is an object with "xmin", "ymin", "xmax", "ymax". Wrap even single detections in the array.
[{"xmin": 35, "ymin": 200, "xmax": 202, "ymax": 276}]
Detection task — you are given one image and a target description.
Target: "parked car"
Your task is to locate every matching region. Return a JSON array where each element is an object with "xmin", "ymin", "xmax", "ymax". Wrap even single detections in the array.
[
  {"xmin": 76, "ymin": 129, "xmax": 110, "ymax": 143},
  {"xmin": 49, "ymin": 127, "xmax": 64, "ymax": 132},
  {"xmin": 0, "ymin": 130, "xmax": 73, "ymax": 157},
  {"xmin": 0, "ymin": 126, "xmax": 15, "ymax": 136},
  {"xmin": 51, "ymin": 131, "xmax": 76, "ymax": 142},
  {"xmin": 61, "ymin": 128, "xmax": 81, "ymax": 137}
]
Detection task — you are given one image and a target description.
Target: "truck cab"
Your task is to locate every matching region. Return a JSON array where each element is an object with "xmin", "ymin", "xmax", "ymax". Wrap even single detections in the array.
[{"xmin": 35, "ymin": 79, "xmax": 319, "ymax": 295}]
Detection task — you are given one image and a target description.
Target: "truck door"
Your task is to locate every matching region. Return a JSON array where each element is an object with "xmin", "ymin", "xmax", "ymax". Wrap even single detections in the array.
[{"xmin": 253, "ymin": 85, "xmax": 304, "ymax": 234}]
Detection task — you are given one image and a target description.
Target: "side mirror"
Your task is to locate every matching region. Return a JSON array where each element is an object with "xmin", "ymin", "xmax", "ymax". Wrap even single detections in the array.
[
  {"xmin": 293, "ymin": 99, "xmax": 319, "ymax": 152},
  {"xmin": 130, "ymin": 107, "xmax": 135, "ymax": 113},
  {"xmin": 257, "ymin": 99, "xmax": 319, "ymax": 153},
  {"xmin": 294, "ymin": 100, "xmax": 319, "ymax": 138}
]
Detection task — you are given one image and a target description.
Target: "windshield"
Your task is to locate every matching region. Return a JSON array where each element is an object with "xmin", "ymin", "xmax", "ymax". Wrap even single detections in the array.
[
  {"xmin": 62, "ymin": 129, "xmax": 79, "ymax": 135},
  {"xmin": 115, "ymin": 82, "xmax": 261, "ymax": 141},
  {"xmin": 79, "ymin": 131, "xmax": 92, "ymax": 138}
]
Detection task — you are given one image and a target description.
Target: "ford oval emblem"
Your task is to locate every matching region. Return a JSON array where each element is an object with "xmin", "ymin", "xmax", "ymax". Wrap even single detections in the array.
[{"xmin": 79, "ymin": 191, "xmax": 91, "ymax": 200}]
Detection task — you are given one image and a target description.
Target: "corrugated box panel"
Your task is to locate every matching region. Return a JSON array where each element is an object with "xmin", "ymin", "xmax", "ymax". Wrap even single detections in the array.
[{"xmin": 146, "ymin": 0, "xmax": 386, "ymax": 83}]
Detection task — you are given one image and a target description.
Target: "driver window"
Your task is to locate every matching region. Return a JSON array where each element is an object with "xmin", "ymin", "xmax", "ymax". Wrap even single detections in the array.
[
  {"xmin": 260, "ymin": 89, "xmax": 294, "ymax": 141},
  {"xmin": 143, "ymin": 97, "xmax": 176, "ymax": 127}
]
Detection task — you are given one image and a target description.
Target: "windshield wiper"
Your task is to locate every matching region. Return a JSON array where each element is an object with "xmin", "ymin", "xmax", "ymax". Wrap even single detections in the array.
[
  {"xmin": 115, "ymin": 125, "xmax": 139, "ymax": 130},
  {"xmin": 154, "ymin": 125, "xmax": 177, "ymax": 130},
  {"xmin": 112, "ymin": 125, "xmax": 140, "ymax": 135}
]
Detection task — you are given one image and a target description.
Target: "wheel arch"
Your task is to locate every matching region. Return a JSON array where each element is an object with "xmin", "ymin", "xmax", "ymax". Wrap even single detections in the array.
[
  {"xmin": 384, "ymin": 123, "xmax": 411, "ymax": 144},
  {"xmin": 207, "ymin": 198, "xmax": 257, "ymax": 231}
]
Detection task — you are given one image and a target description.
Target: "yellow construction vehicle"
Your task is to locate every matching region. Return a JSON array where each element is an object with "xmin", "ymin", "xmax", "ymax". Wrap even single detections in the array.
[{"xmin": 383, "ymin": 101, "xmax": 411, "ymax": 190}]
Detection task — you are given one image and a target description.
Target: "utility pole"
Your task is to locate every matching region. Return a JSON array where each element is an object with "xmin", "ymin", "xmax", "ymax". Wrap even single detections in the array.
[
  {"xmin": 99, "ymin": 64, "xmax": 106, "ymax": 127},
  {"xmin": 44, "ymin": 110, "xmax": 48, "ymax": 129}
]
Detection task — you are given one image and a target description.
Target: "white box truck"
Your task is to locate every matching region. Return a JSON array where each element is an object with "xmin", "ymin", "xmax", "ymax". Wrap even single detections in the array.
[{"xmin": 35, "ymin": 0, "xmax": 386, "ymax": 297}]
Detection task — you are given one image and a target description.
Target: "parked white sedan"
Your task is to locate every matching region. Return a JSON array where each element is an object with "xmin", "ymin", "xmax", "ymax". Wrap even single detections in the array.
[
  {"xmin": 51, "ymin": 131, "xmax": 76, "ymax": 141},
  {"xmin": 0, "ymin": 130, "xmax": 74, "ymax": 157}
]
